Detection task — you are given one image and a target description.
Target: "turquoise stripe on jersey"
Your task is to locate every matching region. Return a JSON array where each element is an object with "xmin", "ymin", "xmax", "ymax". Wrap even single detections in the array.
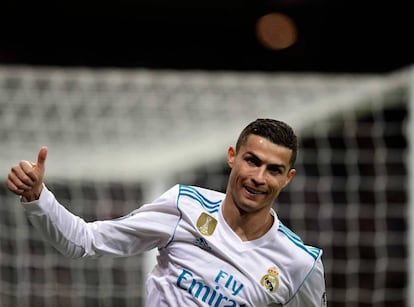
[
  {"xmin": 278, "ymin": 223, "xmax": 320, "ymax": 260},
  {"xmin": 179, "ymin": 185, "xmax": 222, "ymax": 214}
]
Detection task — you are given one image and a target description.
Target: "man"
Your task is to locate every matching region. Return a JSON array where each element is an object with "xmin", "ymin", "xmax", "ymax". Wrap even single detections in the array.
[{"xmin": 6, "ymin": 118, "xmax": 327, "ymax": 306}]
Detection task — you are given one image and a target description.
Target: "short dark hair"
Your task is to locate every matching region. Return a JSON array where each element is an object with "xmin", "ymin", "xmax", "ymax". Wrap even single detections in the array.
[{"xmin": 236, "ymin": 118, "xmax": 298, "ymax": 167}]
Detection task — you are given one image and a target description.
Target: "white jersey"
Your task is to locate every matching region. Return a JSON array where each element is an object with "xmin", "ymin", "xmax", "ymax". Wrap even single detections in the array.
[{"xmin": 22, "ymin": 184, "xmax": 327, "ymax": 307}]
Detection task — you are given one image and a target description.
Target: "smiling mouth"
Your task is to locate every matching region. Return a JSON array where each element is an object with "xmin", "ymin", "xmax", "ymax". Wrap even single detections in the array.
[{"xmin": 244, "ymin": 185, "xmax": 267, "ymax": 195}]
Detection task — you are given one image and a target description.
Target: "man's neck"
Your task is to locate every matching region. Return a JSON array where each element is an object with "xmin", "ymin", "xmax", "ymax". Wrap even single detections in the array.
[{"xmin": 221, "ymin": 200, "xmax": 274, "ymax": 241}]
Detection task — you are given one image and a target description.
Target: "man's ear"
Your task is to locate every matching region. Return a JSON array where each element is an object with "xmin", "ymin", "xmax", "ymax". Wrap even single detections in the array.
[
  {"xmin": 283, "ymin": 168, "xmax": 296, "ymax": 188},
  {"xmin": 227, "ymin": 146, "xmax": 236, "ymax": 168}
]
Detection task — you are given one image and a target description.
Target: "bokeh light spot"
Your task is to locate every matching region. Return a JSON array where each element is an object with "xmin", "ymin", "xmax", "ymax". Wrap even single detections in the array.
[{"xmin": 256, "ymin": 13, "xmax": 298, "ymax": 50}]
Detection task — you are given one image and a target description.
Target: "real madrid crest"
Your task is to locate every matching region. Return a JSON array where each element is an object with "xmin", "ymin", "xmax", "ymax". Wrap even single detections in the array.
[
  {"xmin": 196, "ymin": 212, "xmax": 217, "ymax": 236},
  {"xmin": 260, "ymin": 267, "xmax": 280, "ymax": 292}
]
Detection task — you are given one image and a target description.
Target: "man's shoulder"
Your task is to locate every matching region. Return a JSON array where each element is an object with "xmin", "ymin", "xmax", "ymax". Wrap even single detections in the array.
[
  {"xmin": 276, "ymin": 221, "xmax": 322, "ymax": 264},
  {"xmin": 176, "ymin": 184, "xmax": 224, "ymax": 214},
  {"xmin": 177, "ymin": 184, "xmax": 225, "ymax": 199},
  {"xmin": 271, "ymin": 222, "xmax": 324, "ymax": 295}
]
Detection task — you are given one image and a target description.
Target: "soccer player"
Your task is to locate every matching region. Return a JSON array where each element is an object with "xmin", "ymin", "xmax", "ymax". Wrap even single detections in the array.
[{"xmin": 6, "ymin": 118, "xmax": 327, "ymax": 306}]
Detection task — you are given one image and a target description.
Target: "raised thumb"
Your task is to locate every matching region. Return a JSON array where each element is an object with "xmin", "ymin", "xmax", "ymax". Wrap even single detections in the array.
[{"xmin": 37, "ymin": 146, "xmax": 48, "ymax": 169}]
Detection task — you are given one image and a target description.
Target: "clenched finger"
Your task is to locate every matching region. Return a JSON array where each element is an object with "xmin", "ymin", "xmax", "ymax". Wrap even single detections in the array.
[
  {"xmin": 11, "ymin": 163, "xmax": 35, "ymax": 187},
  {"xmin": 18, "ymin": 160, "xmax": 38, "ymax": 183},
  {"xmin": 6, "ymin": 172, "xmax": 29, "ymax": 195}
]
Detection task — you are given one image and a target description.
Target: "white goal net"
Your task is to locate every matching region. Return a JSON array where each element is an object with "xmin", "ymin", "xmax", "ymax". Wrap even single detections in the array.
[{"xmin": 0, "ymin": 65, "xmax": 412, "ymax": 307}]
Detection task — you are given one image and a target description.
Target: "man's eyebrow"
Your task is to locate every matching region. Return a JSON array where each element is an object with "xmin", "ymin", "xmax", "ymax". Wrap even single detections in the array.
[
  {"xmin": 245, "ymin": 151, "xmax": 287, "ymax": 170},
  {"xmin": 268, "ymin": 163, "xmax": 286, "ymax": 171},
  {"xmin": 244, "ymin": 151, "xmax": 261, "ymax": 160}
]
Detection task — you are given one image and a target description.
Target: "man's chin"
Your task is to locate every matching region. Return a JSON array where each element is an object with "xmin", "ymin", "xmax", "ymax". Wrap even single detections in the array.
[{"xmin": 236, "ymin": 201, "xmax": 262, "ymax": 214}]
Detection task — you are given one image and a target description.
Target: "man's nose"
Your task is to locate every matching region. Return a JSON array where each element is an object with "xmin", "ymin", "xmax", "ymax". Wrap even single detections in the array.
[{"xmin": 252, "ymin": 167, "xmax": 266, "ymax": 184}]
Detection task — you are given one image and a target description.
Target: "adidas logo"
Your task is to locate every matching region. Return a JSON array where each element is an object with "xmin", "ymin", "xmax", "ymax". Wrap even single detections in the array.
[{"xmin": 193, "ymin": 237, "xmax": 212, "ymax": 251}]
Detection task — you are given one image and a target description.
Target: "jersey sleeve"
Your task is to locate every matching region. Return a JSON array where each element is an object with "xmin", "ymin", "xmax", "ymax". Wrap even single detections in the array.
[
  {"xmin": 284, "ymin": 256, "xmax": 327, "ymax": 307},
  {"xmin": 21, "ymin": 184, "xmax": 182, "ymax": 259}
]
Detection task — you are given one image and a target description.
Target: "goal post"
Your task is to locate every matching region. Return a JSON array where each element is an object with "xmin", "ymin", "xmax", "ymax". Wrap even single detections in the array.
[
  {"xmin": 0, "ymin": 65, "xmax": 412, "ymax": 306},
  {"xmin": 409, "ymin": 66, "xmax": 414, "ymax": 307}
]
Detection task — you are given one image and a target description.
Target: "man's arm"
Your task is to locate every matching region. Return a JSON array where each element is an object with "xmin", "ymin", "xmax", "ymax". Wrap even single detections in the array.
[
  {"xmin": 21, "ymin": 184, "xmax": 182, "ymax": 258},
  {"xmin": 6, "ymin": 150, "xmax": 182, "ymax": 259}
]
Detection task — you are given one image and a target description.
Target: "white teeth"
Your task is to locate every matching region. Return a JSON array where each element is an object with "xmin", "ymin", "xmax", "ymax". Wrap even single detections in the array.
[{"xmin": 245, "ymin": 186, "xmax": 265, "ymax": 195}]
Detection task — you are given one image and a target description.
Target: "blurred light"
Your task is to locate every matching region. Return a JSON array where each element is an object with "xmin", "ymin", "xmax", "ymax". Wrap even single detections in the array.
[{"xmin": 256, "ymin": 13, "xmax": 298, "ymax": 50}]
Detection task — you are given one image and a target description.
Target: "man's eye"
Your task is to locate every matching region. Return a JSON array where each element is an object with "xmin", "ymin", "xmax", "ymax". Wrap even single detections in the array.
[
  {"xmin": 269, "ymin": 167, "xmax": 283, "ymax": 175},
  {"xmin": 246, "ymin": 157, "xmax": 259, "ymax": 166},
  {"xmin": 269, "ymin": 168, "xmax": 281, "ymax": 174}
]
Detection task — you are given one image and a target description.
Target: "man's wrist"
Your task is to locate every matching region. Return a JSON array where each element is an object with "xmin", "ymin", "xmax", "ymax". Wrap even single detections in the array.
[{"xmin": 22, "ymin": 184, "xmax": 44, "ymax": 202}]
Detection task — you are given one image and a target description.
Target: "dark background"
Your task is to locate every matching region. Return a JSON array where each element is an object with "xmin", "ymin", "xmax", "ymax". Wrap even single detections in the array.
[{"xmin": 1, "ymin": 0, "xmax": 412, "ymax": 73}]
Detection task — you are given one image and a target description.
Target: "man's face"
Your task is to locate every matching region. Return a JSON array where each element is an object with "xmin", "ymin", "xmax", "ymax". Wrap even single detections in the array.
[{"xmin": 227, "ymin": 134, "xmax": 296, "ymax": 214}]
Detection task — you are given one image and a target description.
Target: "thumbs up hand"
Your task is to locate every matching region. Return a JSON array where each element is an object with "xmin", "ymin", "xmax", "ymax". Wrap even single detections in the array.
[{"xmin": 6, "ymin": 146, "xmax": 48, "ymax": 201}]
